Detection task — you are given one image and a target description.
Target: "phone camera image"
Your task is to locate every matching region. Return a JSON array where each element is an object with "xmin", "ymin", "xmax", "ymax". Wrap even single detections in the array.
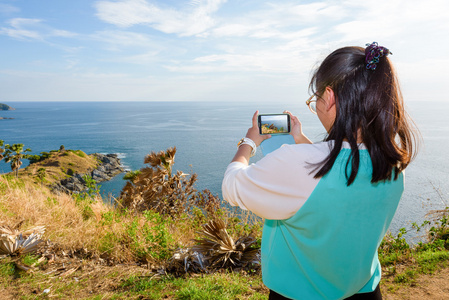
[{"xmin": 258, "ymin": 114, "xmax": 291, "ymax": 135}]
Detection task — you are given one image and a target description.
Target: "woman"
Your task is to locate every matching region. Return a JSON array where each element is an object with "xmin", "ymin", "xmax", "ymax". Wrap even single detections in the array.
[{"xmin": 222, "ymin": 42, "xmax": 418, "ymax": 300}]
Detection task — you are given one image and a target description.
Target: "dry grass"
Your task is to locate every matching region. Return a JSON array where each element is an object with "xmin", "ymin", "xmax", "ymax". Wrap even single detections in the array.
[
  {"xmin": 0, "ymin": 175, "xmax": 259, "ymax": 266},
  {"xmin": 0, "ymin": 176, "xmax": 155, "ymax": 262},
  {"xmin": 0, "ymin": 176, "xmax": 105, "ymax": 252}
]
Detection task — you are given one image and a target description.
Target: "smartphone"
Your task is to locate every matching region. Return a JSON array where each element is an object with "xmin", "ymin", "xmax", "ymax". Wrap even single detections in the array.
[{"xmin": 258, "ymin": 113, "xmax": 291, "ymax": 135}]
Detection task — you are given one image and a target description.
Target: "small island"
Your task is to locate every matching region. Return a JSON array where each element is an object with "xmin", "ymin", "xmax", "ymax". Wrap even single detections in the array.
[
  {"xmin": 0, "ymin": 103, "xmax": 15, "ymax": 110},
  {"xmin": 0, "ymin": 103, "xmax": 15, "ymax": 120}
]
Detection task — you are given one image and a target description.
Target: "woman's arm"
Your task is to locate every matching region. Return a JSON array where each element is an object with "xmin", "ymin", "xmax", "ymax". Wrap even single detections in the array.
[
  {"xmin": 223, "ymin": 111, "xmax": 321, "ymax": 219},
  {"xmin": 231, "ymin": 111, "xmax": 271, "ymax": 165}
]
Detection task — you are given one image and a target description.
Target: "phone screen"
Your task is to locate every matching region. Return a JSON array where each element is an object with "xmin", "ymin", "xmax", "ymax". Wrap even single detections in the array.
[{"xmin": 258, "ymin": 114, "xmax": 291, "ymax": 135}]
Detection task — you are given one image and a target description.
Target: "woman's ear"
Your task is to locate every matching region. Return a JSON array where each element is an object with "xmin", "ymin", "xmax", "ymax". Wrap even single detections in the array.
[{"xmin": 325, "ymin": 87, "xmax": 336, "ymax": 111}]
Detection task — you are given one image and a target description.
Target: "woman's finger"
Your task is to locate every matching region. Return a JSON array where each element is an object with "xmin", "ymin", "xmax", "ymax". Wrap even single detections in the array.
[
  {"xmin": 252, "ymin": 110, "xmax": 259, "ymax": 128},
  {"xmin": 283, "ymin": 110, "xmax": 299, "ymax": 125}
]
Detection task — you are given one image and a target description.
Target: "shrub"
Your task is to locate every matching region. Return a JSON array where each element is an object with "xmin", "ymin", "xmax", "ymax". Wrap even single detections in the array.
[
  {"xmin": 68, "ymin": 149, "xmax": 86, "ymax": 158},
  {"xmin": 118, "ymin": 147, "xmax": 197, "ymax": 218},
  {"xmin": 36, "ymin": 167, "xmax": 46, "ymax": 182},
  {"xmin": 28, "ymin": 152, "xmax": 51, "ymax": 164}
]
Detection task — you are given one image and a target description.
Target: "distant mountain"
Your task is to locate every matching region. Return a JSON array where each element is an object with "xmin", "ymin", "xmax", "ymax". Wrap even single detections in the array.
[{"xmin": 0, "ymin": 103, "xmax": 15, "ymax": 110}]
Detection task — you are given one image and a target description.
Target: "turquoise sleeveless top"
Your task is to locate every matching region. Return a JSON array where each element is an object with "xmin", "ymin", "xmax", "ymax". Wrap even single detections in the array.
[{"xmin": 261, "ymin": 148, "xmax": 404, "ymax": 299}]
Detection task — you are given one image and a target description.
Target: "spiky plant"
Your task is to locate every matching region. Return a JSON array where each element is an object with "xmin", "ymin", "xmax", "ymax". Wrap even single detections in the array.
[
  {"xmin": 119, "ymin": 147, "xmax": 198, "ymax": 217},
  {"xmin": 168, "ymin": 219, "xmax": 260, "ymax": 273},
  {"xmin": 0, "ymin": 223, "xmax": 45, "ymax": 271}
]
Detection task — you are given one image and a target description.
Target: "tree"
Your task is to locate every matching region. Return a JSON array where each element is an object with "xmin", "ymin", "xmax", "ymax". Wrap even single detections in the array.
[
  {"xmin": 3, "ymin": 143, "xmax": 32, "ymax": 177},
  {"xmin": 0, "ymin": 140, "xmax": 4, "ymax": 162}
]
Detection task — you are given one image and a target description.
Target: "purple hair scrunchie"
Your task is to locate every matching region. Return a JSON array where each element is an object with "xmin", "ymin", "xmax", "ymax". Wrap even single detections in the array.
[{"xmin": 365, "ymin": 42, "xmax": 392, "ymax": 70}]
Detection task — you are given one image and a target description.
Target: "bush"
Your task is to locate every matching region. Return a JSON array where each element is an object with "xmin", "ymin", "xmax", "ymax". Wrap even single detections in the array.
[
  {"xmin": 68, "ymin": 149, "xmax": 86, "ymax": 158},
  {"xmin": 28, "ymin": 152, "xmax": 51, "ymax": 164},
  {"xmin": 118, "ymin": 147, "xmax": 197, "ymax": 218},
  {"xmin": 36, "ymin": 167, "xmax": 46, "ymax": 182}
]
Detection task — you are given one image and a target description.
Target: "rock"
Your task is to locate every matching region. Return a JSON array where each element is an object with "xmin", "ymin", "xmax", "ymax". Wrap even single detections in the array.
[
  {"xmin": 93, "ymin": 153, "xmax": 123, "ymax": 177},
  {"xmin": 96, "ymin": 165, "xmax": 106, "ymax": 173},
  {"xmin": 92, "ymin": 169, "xmax": 111, "ymax": 182},
  {"xmin": 73, "ymin": 173, "xmax": 86, "ymax": 184}
]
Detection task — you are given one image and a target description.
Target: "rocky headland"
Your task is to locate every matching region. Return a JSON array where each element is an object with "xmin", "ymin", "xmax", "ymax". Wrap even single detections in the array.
[
  {"xmin": 13, "ymin": 149, "xmax": 124, "ymax": 195},
  {"xmin": 53, "ymin": 153, "xmax": 124, "ymax": 194}
]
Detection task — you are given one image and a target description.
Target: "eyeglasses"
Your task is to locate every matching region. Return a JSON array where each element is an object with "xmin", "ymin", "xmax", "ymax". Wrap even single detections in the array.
[{"xmin": 306, "ymin": 94, "xmax": 317, "ymax": 114}]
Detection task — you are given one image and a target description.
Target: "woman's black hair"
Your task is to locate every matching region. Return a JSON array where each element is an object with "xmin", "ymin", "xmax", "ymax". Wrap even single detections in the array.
[{"xmin": 309, "ymin": 46, "xmax": 419, "ymax": 185}]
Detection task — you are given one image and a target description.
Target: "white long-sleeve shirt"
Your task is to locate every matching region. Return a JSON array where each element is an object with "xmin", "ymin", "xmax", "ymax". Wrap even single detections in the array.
[{"xmin": 222, "ymin": 141, "xmax": 335, "ymax": 220}]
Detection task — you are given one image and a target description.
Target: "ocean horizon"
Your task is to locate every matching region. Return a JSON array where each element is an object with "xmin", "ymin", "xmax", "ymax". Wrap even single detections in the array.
[{"xmin": 1, "ymin": 100, "xmax": 447, "ymax": 240}]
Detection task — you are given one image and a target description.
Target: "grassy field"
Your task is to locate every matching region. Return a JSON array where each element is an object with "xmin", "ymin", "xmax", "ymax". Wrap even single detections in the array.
[{"xmin": 1, "ymin": 149, "xmax": 448, "ymax": 299}]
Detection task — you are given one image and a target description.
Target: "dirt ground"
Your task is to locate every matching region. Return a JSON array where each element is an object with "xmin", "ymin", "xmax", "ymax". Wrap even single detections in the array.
[{"xmin": 382, "ymin": 267, "xmax": 449, "ymax": 300}]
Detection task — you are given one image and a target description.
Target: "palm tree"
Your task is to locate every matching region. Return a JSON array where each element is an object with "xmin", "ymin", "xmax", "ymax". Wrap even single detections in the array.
[
  {"xmin": 0, "ymin": 140, "xmax": 4, "ymax": 162},
  {"xmin": 3, "ymin": 143, "xmax": 32, "ymax": 177}
]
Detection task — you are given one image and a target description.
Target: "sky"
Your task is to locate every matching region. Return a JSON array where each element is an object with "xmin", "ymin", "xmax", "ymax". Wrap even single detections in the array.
[{"xmin": 0, "ymin": 0, "xmax": 448, "ymax": 102}]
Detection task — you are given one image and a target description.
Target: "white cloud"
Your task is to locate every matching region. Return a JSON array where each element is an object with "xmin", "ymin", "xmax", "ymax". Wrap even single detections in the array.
[
  {"xmin": 158, "ymin": 1, "xmax": 347, "ymax": 75},
  {"xmin": 332, "ymin": 0, "xmax": 449, "ymax": 43},
  {"xmin": 94, "ymin": 0, "xmax": 227, "ymax": 36},
  {"xmin": 0, "ymin": 18, "xmax": 44, "ymax": 40},
  {"xmin": 0, "ymin": 18, "xmax": 77, "ymax": 41},
  {"xmin": 0, "ymin": 68, "xmax": 305, "ymax": 102},
  {"xmin": 210, "ymin": 2, "xmax": 346, "ymax": 39},
  {"xmin": 52, "ymin": 29, "xmax": 77, "ymax": 38},
  {"xmin": 0, "ymin": 3, "xmax": 20, "ymax": 14},
  {"xmin": 2, "ymin": 0, "xmax": 448, "ymax": 102},
  {"xmin": 165, "ymin": 43, "xmax": 318, "ymax": 75},
  {"xmin": 91, "ymin": 30, "xmax": 157, "ymax": 49}
]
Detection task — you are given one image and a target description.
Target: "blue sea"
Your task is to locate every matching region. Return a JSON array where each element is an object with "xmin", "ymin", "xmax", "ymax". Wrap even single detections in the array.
[{"xmin": 1, "ymin": 100, "xmax": 448, "ymax": 239}]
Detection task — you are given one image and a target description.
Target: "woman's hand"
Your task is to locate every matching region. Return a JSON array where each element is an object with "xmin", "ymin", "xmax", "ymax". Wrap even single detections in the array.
[
  {"xmin": 231, "ymin": 111, "xmax": 271, "ymax": 165},
  {"xmin": 245, "ymin": 111, "xmax": 271, "ymax": 146},
  {"xmin": 283, "ymin": 110, "xmax": 313, "ymax": 144}
]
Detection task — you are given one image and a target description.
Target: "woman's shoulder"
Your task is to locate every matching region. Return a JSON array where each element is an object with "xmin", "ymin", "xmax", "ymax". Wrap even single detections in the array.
[
  {"xmin": 265, "ymin": 141, "xmax": 332, "ymax": 165},
  {"xmin": 280, "ymin": 141, "xmax": 332, "ymax": 156}
]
